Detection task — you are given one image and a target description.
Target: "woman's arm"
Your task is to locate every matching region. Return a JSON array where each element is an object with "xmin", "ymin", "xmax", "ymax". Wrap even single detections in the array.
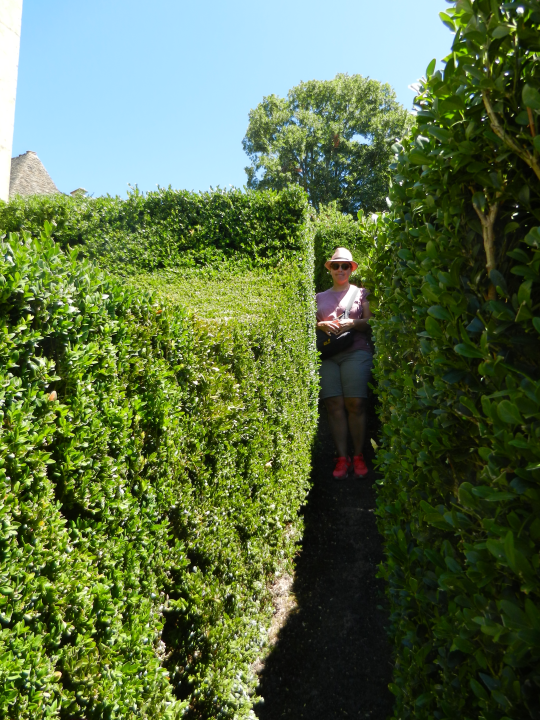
[
  {"xmin": 339, "ymin": 301, "xmax": 372, "ymax": 333},
  {"xmin": 315, "ymin": 292, "xmax": 341, "ymax": 335},
  {"xmin": 362, "ymin": 301, "xmax": 372, "ymax": 321},
  {"xmin": 354, "ymin": 301, "xmax": 371, "ymax": 331}
]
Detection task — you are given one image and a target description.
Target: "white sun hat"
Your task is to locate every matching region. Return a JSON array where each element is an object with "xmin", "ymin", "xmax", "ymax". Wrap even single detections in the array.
[{"xmin": 324, "ymin": 247, "xmax": 358, "ymax": 272}]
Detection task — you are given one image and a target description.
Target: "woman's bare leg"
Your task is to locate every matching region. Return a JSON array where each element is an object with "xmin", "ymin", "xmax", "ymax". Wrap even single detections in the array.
[
  {"xmin": 324, "ymin": 396, "xmax": 349, "ymax": 457},
  {"xmin": 344, "ymin": 397, "xmax": 367, "ymax": 456}
]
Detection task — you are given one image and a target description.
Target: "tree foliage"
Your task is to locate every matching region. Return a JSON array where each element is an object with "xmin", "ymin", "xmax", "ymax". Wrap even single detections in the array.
[{"xmin": 243, "ymin": 73, "xmax": 413, "ymax": 214}]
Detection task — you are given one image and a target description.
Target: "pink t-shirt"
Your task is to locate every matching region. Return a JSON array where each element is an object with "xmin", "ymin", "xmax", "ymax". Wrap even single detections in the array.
[{"xmin": 316, "ymin": 284, "xmax": 372, "ymax": 354}]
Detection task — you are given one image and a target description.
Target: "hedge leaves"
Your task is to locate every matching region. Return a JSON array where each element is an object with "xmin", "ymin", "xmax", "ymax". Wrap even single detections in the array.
[
  {"xmin": 369, "ymin": 2, "xmax": 540, "ymax": 718},
  {"xmin": 0, "ymin": 188, "xmax": 317, "ymax": 719}
]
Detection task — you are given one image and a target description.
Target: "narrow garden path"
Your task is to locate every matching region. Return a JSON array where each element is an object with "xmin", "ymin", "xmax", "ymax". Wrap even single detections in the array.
[{"xmin": 254, "ymin": 407, "xmax": 394, "ymax": 720}]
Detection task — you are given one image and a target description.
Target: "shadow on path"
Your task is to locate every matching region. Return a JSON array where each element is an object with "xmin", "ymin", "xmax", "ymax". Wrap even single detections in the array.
[{"xmin": 254, "ymin": 408, "xmax": 394, "ymax": 720}]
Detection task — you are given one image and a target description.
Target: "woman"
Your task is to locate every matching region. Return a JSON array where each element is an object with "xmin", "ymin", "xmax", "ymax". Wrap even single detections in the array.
[{"xmin": 316, "ymin": 247, "xmax": 373, "ymax": 480}]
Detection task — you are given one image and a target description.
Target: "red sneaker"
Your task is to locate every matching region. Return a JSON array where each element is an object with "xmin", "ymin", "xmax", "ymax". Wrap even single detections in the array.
[
  {"xmin": 352, "ymin": 454, "xmax": 368, "ymax": 478},
  {"xmin": 332, "ymin": 456, "xmax": 351, "ymax": 480}
]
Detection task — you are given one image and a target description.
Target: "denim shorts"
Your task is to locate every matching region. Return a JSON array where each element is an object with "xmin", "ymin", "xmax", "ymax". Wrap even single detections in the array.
[{"xmin": 319, "ymin": 349, "xmax": 373, "ymax": 399}]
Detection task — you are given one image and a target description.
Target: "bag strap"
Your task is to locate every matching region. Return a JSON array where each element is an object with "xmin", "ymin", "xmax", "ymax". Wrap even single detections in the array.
[{"xmin": 343, "ymin": 286, "xmax": 361, "ymax": 319}]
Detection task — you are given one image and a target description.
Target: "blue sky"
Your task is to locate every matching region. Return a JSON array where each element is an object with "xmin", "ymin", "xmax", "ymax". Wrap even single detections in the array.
[{"xmin": 12, "ymin": 0, "xmax": 451, "ymax": 198}]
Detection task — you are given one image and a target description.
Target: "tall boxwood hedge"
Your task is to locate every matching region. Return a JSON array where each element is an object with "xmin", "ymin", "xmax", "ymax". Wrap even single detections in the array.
[
  {"xmin": 370, "ymin": 2, "xmax": 540, "ymax": 718},
  {"xmin": 0, "ymin": 187, "xmax": 317, "ymax": 719}
]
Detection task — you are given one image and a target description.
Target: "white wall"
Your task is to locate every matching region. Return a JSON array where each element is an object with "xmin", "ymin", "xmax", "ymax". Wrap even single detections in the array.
[{"xmin": 0, "ymin": 0, "xmax": 23, "ymax": 202}]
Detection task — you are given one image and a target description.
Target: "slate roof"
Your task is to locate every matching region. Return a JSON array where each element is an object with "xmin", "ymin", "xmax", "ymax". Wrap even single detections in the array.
[{"xmin": 9, "ymin": 151, "xmax": 60, "ymax": 197}]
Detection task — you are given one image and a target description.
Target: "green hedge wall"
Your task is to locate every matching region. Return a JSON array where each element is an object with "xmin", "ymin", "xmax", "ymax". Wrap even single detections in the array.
[
  {"xmin": 370, "ymin": 2, "xmax": 540, "ymax": 718},
  {"xmin": 0, "ymin": 186, "xmax": 308, "ymax": 273},
  {"xmin": 0, "ymin": 189, "xmax": 317, "ymax": 718}
]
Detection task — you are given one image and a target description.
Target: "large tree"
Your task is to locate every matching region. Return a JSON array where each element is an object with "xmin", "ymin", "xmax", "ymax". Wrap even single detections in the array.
[{"xmin": 243, "ymin": 73, "xmax": 413, "ymax": 214}]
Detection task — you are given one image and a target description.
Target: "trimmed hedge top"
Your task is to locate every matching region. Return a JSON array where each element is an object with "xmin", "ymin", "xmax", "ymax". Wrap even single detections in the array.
[{"xmin": 0, "ymin": 186, "xmax": 309, "ymax": 273}]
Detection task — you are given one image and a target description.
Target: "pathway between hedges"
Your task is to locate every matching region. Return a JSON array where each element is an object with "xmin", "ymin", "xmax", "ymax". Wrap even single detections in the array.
[{"xmin": 254, "ymin": 407, "xmax": 394, "ymax": 720}]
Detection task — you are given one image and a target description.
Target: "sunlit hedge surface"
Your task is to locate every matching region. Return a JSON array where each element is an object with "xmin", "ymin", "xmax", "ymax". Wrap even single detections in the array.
[
  {"xmin": 0, "ymin": 186, "xmax": 308, "ymax": 273},
  {"xmin": 0, "ymin": 188, "xmax": 317, "ymax": 719},
  {"xmin": 370, "ymin": 2, "xmax": 540, "ymax": 718}
]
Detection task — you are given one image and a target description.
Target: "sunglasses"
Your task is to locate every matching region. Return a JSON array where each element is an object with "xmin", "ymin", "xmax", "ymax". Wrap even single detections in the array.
[{"xmin": 330, "ymin": 262, "xmax": 352, "ymax": 271}]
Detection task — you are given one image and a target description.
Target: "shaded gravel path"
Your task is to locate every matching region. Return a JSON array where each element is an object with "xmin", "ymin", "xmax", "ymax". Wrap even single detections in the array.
[{"xmin": 254, "ymin": 408, "xmax": 394, "ymax": 720}]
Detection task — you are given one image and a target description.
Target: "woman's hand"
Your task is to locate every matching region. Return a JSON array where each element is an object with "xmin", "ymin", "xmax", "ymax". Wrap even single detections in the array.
[
  {"xmin": 337, "ymin": 318, "xmax": 356, "ymax": 333},
  {"xmin": 317, "ymin": 320, "xmax": 341, "ymax": 336}
]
